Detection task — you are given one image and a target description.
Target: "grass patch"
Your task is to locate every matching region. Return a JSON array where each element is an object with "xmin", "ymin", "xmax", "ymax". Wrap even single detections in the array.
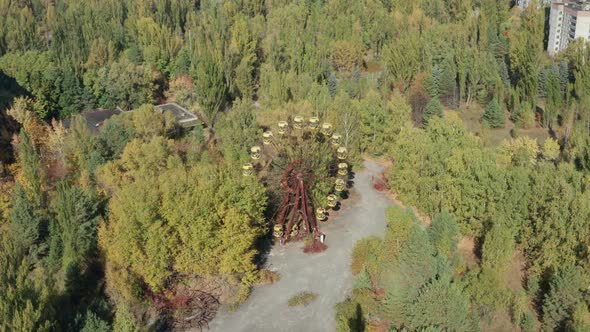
[
  {"xmin": 287, "ymin": 291, "xmax": 318, "ymax": 307},
  {"xmin": 256, "ymin": 269, "xmax": 280, "ymax": 285},
  {"xmin": 451, "ymin": 107, "xmax": 549, "ymax": 147}
]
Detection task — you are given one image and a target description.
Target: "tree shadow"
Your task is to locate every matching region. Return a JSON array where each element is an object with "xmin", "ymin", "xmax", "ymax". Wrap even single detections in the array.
[
  {"xmin": 0, "ymin": 70, "xmax": 27, "ymax": 164},
  {"xmin": 348, "ymin": 303, "xmax": 366, "ymax": 332},
  {"xmin": 253, "ymin": 234, "xmax": 273, "ymax": 269}
]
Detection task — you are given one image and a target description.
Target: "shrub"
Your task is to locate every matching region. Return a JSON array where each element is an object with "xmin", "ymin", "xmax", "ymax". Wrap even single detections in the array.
[
  {"xmin": 288, "ymin": 292, "xmax": 318, "ymax": 307},
  {"xmin": 257, "ymin": 269, "xmax": 280, "ymax": 285},
  {"xmin": 303, "ymin": 239, "xmax": 328, "ymax": 254},
  {"xmin": 350, "ymin": 236, "xmax": 382, "ymax": 275}
]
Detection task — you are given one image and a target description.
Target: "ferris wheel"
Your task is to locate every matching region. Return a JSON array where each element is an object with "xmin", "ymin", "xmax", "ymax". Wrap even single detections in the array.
[{"xmin": 242, "ymin": 116, "xmax": 350, "ymax": 245}]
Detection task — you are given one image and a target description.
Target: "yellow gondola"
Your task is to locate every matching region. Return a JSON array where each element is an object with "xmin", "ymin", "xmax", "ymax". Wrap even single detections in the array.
[
  {"xmin": 290, "ymin": 224, "xmax": 299, "ymax": 236},
  {"xmin": 263, "ymin": 131, "xmax": 273, "ymax": 145},
  {"xmin": 337, "ymin": 146, "xmax": 347, "ymax": 160},
  {"xmin": 250, "ymin": 146, "xmax": 262, "ymax": 160},
  {"xmin": 278, "ymin": 121, "xmax": 289, "ymax": 135},
  {"xmin": 316, "ymin": 207, "xmax": 327, "ymax": 221},
  {"xmin": 335, "ymin": 178, "xmax": 346, "ymax": 192},
  {"xmin": 242, "ymin": 163, "xmax": 254, "ymax": 176},
  {"xmin": 331, "ymin": 133, "xmax": 341, "ymax": 147},
  {"xmin": 294, "ymin": 115, "xmax": 304, "ymax": 129},
  {"xmin": 309, "ymin": 117, "xmax": 320, "ymax": 130},
  {"xmin": 338, "ymin": 162, "xmax": 348, "ymax": 177},
  {"xmin": 327, "ymin": 194, "xmax": 338, "ymax": 208},
  {"xmin": 321, "ymin": 123, "xmax": 333, "ymax": 136},
  {"xmin": 273, "ymin": 224, "xmax": 284, "ymax": 238}
]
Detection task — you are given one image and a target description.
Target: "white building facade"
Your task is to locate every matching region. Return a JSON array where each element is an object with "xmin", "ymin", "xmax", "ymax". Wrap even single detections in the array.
[{"xmin": 548, "ymin": 1, "xmax": 590, "ymax": 56}]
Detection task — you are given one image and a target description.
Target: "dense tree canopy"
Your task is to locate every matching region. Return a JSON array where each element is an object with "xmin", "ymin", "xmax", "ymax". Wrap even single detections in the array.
[{"xmin": 2, "ymin": 0, "xmax": 590, "ymax": 330}]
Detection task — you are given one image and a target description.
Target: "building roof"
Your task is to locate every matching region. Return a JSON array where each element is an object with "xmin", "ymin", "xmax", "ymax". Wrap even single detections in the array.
[
  {"xmin": 154, "ymin": 103, "xmax": 200, "ymax": 128},
  {"xmin": 63, "ymin": 108, "xmax": 123, "ymax": 133},
  {"xmin": 63, "ymin": 103, "xmax": 200, "ymax": 134}
]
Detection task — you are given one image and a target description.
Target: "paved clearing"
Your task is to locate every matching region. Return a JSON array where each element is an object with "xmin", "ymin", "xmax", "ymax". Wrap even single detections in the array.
[{"xmin": 208, "ymin": 159, "xmax": 394, "ymax": 332}]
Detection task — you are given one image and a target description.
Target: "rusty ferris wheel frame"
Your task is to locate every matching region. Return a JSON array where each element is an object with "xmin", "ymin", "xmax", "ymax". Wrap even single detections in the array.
[{"xmin": 243, "ymin": 116, "xmax": 350, "ymax": 245}]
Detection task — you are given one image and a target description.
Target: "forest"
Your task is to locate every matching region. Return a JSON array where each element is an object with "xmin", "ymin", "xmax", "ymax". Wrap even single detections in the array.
[{"xmin": 1, "ymin": 0, "xmax": 590, "ymax": 331}]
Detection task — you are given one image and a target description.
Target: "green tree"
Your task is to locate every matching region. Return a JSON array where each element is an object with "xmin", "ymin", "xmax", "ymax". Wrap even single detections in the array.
[
  {"xmin": 541, "ymin": 138, "xmax": 560, "ymax": 162},
  {"xmin": 0, "ymin": 236, "xmax": 52, "ymax": 331},
  {"xmin": 9, "ymin": 184, "xmax": 44, "ymax": 257},
  {"xmin": 52, "ymin": 181, "xmax": 99, "ymax": 272},
  {"xmin": 405, "ymin": 276, "xmax": 474, "ymax": 331},
  {"xmin": 428, "ymin": 211, "xmax": 460, "ymax": 260},
  {"xmin": 328, "ymin": 72, "xmax": 338, "ymax": 98},
  {"xmin": 192, "ymin": 51, "xmax": 228, "ymax": 125},
  {"xmin": 482, "ymin": 99, "xmax": 505, "ymax": 128},
  {"xmin": 80, "ymin": 311, "xmax": 110, "ymax": 332},
  {"xmin": 423, "ymin": 97, "xmax": 444, "ymax": 126},
  {"xmin": 360, "ymin": 90, "xmax": 391, "ymax": 155},
  {"xmin": 383, "ymin": 33, "xmax": 422, "ymax": 91},
  {"xmin": 542, "ymin": 265, "xmax": 585, "ymax": 331}
]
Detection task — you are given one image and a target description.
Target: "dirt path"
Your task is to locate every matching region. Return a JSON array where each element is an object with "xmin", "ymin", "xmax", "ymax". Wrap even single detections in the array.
[{"xmin": 207, "ymin": 159, "xmax": 394, "ymax": 332}]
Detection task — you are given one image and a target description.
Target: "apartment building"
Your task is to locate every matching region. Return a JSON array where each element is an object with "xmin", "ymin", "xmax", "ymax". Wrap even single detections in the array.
[{"xmin": 548, "ymin": 1, "xmax": 590, "ymax": 56}]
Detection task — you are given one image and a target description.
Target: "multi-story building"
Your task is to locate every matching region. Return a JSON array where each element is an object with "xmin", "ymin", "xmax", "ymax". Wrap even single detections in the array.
[{"xmin": 548, "ymin": 1, "xmax": 590, "ymax": 56}]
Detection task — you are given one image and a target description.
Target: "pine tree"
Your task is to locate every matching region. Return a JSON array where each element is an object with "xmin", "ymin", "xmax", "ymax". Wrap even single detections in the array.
[
  {"xmin": 482, "ymin": 98, "xmax": 505, "ymax": 128},
  {"xmin": 428, "ymin": 211, "xmax": 459, "ymax": 260},
  {"xmin": 54, "ymin": 181, "xmax": 99, "ymax": 271},
  {"xmin": 17, "ymin": 129, "xmax": 45, "ymax": 208},
  {"xmin": 327, "ymin": 72, "xmax": 338, "ymax": 98},
  {"xmin": 405, "ymin": 276, "xmax": 474, "ymax": 331},
  {"xmin": 9, "ymin": 184, "xmax": 43, "ymax": 256},
  {"xmin": 423, "ymin": 97, "xmax": 444, "ymax": 126},
  {"xmin": 0, "ymin": 236, "xmax": 52, "ymax": 331},
  {"xmin": 81, "ymin": 311, "xmax": 110, "ymax": 332},
  {"xmin": 542, "ymin": 265, "xmax": 585, "ymax": 331},
  {"xmin": 353, "ymin": 268, "xmax": 371, "ymax": 290},
  {"xmin": 192, "ymin": 51, "xmax": 228, "ymax": 125}
]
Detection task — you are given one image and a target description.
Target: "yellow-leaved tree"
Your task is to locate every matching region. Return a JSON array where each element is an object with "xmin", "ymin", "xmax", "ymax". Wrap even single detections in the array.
[{"xmin": 97, "ymin": 135, "xmax": 266, "ymax": 308}]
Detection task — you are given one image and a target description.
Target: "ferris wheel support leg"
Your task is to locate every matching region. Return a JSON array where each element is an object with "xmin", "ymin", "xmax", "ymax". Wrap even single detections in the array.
[
  {"xmin": 276, "ymin": 193, "xmax": 291, "ymax": 227},
  {"xmin": 298, "ymin": 180, "xmax": 310, "ymax": 235},
  {"xmin": 284, "ymin": 191, "xmax": 300, "ymax": 243},
  {"xmin": 299, "ymin": 181, "xmax": 316, "ymax": 238}
]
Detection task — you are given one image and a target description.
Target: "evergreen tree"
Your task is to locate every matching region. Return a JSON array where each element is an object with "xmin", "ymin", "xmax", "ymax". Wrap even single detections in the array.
[
  {"xmin": 80, "ymin": 311, "xmax": 110, "ymax": 332},
  {"xmin": 53, "ymin": 181, "xmax": 99, "ymax": 271},
  {"xmin": 423, "ymin": 97, "xmax": 444, "ymax": 126},
  {"xmin": 328, "ymin": 72, "xmax": 338, "ymax": 98},
  {"xmin": 353, "ymin": 268, "xmax": 371, "ymax": 290},
  {"xmin": 16, "ymin": 129, "xmax": 45, "ymax": 208},
  {"xmin": 482, "ymin": 98, "xmax": 505, "ymax": 128},
  {"xmin": 405, "ymin": 276, "xmax": 474, "ymax": 331},
  {"xmin": 428, "ymin": 211, "xmax": 459, "ymax": 260},
  {"xmin": 9, "ymin": 184, "xmax": 43, "ymax": 257},
  {"xmin": 192, "ymin": 51, "xmax": 228, "ymax": 126},
  {"xmin": 0, "ymin": 237, "xmax": 52, "ymax": 331},
  {"xmin": 542, "ymin": 265, "xmax": 585, "ymax": 331}
]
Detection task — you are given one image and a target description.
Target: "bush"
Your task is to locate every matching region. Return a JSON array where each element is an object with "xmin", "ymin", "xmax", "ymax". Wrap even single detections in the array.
[
  {"xmin": 257, "ymin": 269, "xmax": 280, "ymax": 285},
  {"xmin": 288, "ymin": 292, "xmax": 318, "ymax": 307},
  {"xmin": 303, "ymin": 239, "xmax": 328, "ymax": 254},
  {"xmin": 350, "ymin": 236, "xmax": 382, "ymax": 275}
]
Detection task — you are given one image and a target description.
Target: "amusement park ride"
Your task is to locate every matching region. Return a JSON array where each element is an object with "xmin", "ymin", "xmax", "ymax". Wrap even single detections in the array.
[{"xmin": 243, "ymin": 116, "xmax": 350, "ymax": 245}]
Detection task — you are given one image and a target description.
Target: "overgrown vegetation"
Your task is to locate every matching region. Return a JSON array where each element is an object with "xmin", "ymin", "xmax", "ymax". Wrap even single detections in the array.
[
  {"xmin": 288, "ymin": 292, "xmax": 318, "ymax": 307},
  {"xmin": 1, "ymin": 0, "xmax": 590, "ymax": 330}
]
